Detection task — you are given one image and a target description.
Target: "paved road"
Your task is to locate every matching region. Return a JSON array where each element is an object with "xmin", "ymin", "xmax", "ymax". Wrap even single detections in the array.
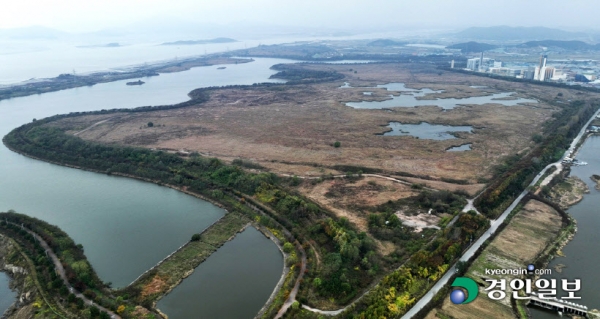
[
  {"xmin": 461, "ymin": 199, "xmax": 479, "ymax": 213},
  {"xmin": 537, "ymin": 163, "xmax": 563, "ymax": 192},
  {"xmin": 401, "ymin": 107, "xmax": 600, "ymax": 319},
  {"xmin": 10, "ymin": 223, "xmax": 120, "ymax": 319}
]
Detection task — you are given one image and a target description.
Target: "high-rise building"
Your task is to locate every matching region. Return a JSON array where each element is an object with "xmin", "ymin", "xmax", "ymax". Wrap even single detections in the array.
[
  {"xmin": 534, "ymin": 54, "xmax": 548, "ymax": 81},
  {"xmin": 479, "ymin": 52, "xmax": 484, "ymax": 71},
  {"xmin": 466, "ymin": 58, "xmax": 480, "ymax": 71}
]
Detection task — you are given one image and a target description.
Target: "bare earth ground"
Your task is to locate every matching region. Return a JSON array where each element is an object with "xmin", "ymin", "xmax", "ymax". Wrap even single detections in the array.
[
  {"xmin": 395, "ymin": 209, "xmax": 441, "ymax": 233},
  {"xmin": 297, "ymin": 176, "xmax": 415, "ymax": 255},
  {"xmin": 298, "ymin": 177, "xmax": 416, "ymax": 232},
  {"xmin": 427, "ymin": 199, "xmax": 563, "ymax": 318}
]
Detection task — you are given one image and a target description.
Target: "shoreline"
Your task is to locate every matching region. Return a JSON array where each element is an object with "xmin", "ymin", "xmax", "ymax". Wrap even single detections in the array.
[
  {"xmin": 2, "ymin": 140, "xmax": 293, "ymax": 319},
  {"xmin": 0, "ymin": 56, "xmax": 254, "ymax": 102}
]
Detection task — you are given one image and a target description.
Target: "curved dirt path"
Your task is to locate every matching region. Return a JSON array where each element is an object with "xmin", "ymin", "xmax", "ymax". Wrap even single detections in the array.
[
  {"xmin": 73, "ymin": 119, "xmax": 111, "ymax": 136},
  {"xmin": 273, "ymin": 245, "xmax": 306, "ymax": 319}
]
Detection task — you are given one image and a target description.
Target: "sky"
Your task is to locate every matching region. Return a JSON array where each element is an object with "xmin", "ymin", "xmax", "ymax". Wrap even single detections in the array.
[{"xmin": 1, "ymin": 0, "xmax": 599, "ymax": 33}]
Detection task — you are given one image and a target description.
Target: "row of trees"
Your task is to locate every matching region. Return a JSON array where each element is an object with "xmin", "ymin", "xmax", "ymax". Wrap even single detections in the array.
[
  {"xmin": 0, "ymin": 213, "xmax": 126, "ymax": 318},
  {"xmin": 476, "ymin": 100, "xmax": 599, "ymax": 218}
]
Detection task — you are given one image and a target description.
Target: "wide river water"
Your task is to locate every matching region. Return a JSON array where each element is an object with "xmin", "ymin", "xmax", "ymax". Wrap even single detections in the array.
[{"xmin": 0, "ymin": 58, "xmax": 289, "ymax": 317}]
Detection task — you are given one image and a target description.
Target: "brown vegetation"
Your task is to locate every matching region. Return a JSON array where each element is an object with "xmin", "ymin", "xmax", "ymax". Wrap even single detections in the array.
[
  {"xmin": 52, "ymin": 63, "xmax": 571, "ymax": 186},
  {"xmin": 297, "ymin": 177, "xmax": 416, "ymax": 232}
]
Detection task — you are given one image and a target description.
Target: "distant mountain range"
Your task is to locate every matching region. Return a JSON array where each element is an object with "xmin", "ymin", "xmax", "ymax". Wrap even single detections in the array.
[
  {"xmin": 366, "ymin": 39, "xmax": 408, "ymax": 47},
  {"xmin": 447, "ymin": 40, "xmax": 600, "ymax": 52},
  {"xmin": 76, "ymin": 42, "xmax": 121, "ymax": 48},
  {"xmin": 161, "ymin": 38, "xmax": 237, "ymax": 45},
  {"xmin": 454, "ymin": 26, "xmax": 589, "ymax": 41},
  {"xmin": 518, "ymin": 40, "xmax": 600, "ymax": 50},
  {"xmin": 446, "ymin": 41, "xmax": 498, "ymax": 53}
]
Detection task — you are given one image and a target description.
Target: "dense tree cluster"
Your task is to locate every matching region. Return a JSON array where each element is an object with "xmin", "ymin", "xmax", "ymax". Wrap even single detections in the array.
[{"xmin": 269, "ymin": 64, "xmax": 345, "ymax": 84}]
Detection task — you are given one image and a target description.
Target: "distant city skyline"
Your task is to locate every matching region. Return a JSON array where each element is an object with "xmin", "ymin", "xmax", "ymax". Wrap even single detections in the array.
[{"xmin": 1, "ymin": 0, "xmax": 599, "ymax": 33}]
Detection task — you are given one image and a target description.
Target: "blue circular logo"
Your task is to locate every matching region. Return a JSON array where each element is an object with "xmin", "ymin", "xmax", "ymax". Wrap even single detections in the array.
[
  {"xmin": 450, "ymin": 289, "xmax": 466, "ymax": 304},
  {"xmin": 527, "ymin": 264, "xmax": 535, "ymax": 272}
]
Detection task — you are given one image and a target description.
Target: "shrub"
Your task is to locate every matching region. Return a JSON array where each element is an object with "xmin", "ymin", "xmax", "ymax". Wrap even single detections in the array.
[
  {"xmin": 333, "ymin": 141, "xmax": 341, "ymax": 148},
  {"xmin": 283, "ymin": 242, "xmax": 294, "ymax": 253},
  {"xmin": 191, "ymin": 234, "xmax": 201, "ymax": 241},
  {"xmin": 147, "ymin": 122, "xmax": 153, "ymax": 127}
]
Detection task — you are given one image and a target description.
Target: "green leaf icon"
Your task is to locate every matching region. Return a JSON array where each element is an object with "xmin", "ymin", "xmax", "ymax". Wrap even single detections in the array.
[{"xmin": 451, "ymin": 277, "xmax": 479, "ymax": 304}]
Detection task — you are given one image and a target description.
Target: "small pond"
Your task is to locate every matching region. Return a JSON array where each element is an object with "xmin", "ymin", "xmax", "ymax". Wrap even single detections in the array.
[
  {"xmin": 446, "ymin": 143, "xmax": 472, "ymax": 152},
  {"xmin": 382, "ymin": 122, "xmax": 473, "ymax": 140}
]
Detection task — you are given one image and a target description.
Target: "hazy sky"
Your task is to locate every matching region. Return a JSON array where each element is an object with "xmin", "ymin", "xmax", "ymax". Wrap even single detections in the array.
[{"xmin": 1, "ymin": 0, "xmax": 598, "ymax": 32}]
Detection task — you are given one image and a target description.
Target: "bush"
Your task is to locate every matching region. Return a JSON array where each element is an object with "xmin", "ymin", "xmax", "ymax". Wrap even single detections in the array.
[
  {"xmin": 191, "ymin": 234, "xmax": 201, "ymax": 241},
  {"xmin": 147, "ymin": 122, "xmax": 153, "ymax": 127},
  {"xmin": 90, "ymin": 306, "xmax": 100, "ymax": 317},
  {"xmin": 333, "ymin": 141, "xmax": 341, "ymax": 148},
  {"xmin": 283, "ymin": 242, "xmax": 294, "ymax": 253}
]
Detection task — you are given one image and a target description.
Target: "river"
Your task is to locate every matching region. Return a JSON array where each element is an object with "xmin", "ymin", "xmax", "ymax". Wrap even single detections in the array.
[
  {"xmin": 0, "ymin": 58, "xmax": 289, "ymax": 317},
  {"xmin": 530, "ymin": 135, "xmax": 600, "ymax": 318}
]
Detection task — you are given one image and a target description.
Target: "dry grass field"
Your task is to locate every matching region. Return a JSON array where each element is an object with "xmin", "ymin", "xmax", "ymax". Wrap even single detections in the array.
[
  {"xmin": 47, "ymin": 62, "xmax": 600, "ymax": 234},
  {"xmin": 425, "ymin": 294, "xmax": 515, "ymax": 319},
  {"xmin": 52, "ymin": 62, "xmax": 583, "ymax": 186}
]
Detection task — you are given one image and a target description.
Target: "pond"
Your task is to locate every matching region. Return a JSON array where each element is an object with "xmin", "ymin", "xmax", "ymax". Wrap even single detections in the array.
[
  {"xmin": 382, "ymin": 122, "xmax": 473, "ymax": 140},
  {"xmin": 157, "ymin": 227, "xmax": 283, "ymax": 319},
  {"xmin": 345, "ymin": 83, "xmax": 537, "ymax": 110},
  {"xmin": 446, "ymin": 143, "xmax": 472, "ymax": 152}
]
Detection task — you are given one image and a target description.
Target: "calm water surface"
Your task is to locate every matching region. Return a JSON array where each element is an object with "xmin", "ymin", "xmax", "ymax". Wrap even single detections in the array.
[
  {"xmin": 345, "ymin": 82, "xmax": 538, "ymax": 109},
  {"xmin": 0, "ymin": 58, "xmax": 288, "ymax": 316},
  {"xmin": 0, "ymin": 272, "xmax": 16, "ymax": 316},
  {"xmin": 383, "ymin": 122, "xmax": 473, "ymax": 140},
  {"xmin": 157, "ymin": 228, "xmax": 283, "ymax": 319},
  {"xmin": 530, "ymin": 135, "xmax": 600, "ymax": 318},
  {"xmin": 446, "ymin": 143, "xmax": 472, "ymax": 152}
]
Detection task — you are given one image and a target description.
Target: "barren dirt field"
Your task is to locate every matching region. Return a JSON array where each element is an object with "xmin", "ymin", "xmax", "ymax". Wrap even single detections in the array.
[
  {"xmin": 51, "ymin": 62, "xmax": 592, "ymax": 188},
  {"xmin": 297, "ymin": 176, "xmax": 416, "ymax": 232}
]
